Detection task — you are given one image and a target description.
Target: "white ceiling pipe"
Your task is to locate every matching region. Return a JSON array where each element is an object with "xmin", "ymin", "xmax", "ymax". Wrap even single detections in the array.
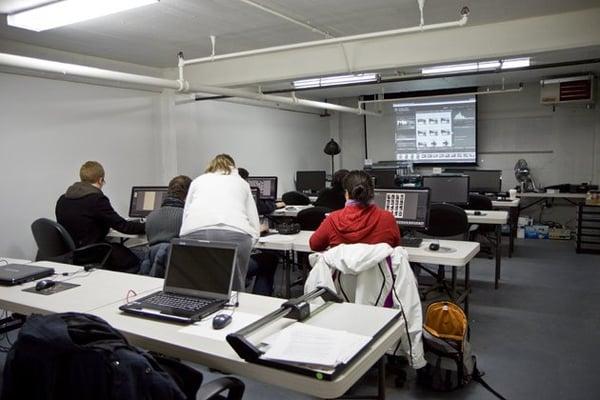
[
  {"xmin": 175, "ymin": 95, "xmax": 324, "ymax": 116},
  {"xmin": 0, "ymin": 52, "xmax": 378, "ymax": 116},
  {"xmin": 237, "ymin": 0, "xmax": 332, "ymax": 38},
  {"xmin": 183, "ymin": 12, "xmax": 469, "ymax": 66},
  {"xmin": 358, "ymin": 84, "xmax": 524, "ymax": 106}
]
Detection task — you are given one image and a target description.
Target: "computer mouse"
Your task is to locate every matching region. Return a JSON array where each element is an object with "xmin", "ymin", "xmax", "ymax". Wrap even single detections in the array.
[
  {"xmin": 428, "ymin": 243, "xmax": 440, "ymax": 251},
  {"xmin": 474, "ymin": 210, "xmax": 482, "ymax": 216},
  {"xmin": 212, "ymin": 313, "xmax": 232, "ymax": 330},
  {"xmin": 35, "ymin": 279, "xmax": 56, "ymax": 291}
]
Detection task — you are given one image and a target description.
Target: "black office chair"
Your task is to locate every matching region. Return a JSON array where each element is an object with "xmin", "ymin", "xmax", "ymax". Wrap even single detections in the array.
[
  {"xmin": 281, "ymin": 191, "xmax": 311, "ymax": 206},
  {"xmin": 31, "ymin": 218, "xmax": 112, "ymax": 269},
  {"xmin": 417, "ymin": 203, "xmax": 469, "ymax": 299},
  {"xmin": 466, "ymin": 194, "xmax": 495, "ymax": 258},
  {"xmin": 296, "ymin": 206, "xmax": 331, "ymax": 230}
]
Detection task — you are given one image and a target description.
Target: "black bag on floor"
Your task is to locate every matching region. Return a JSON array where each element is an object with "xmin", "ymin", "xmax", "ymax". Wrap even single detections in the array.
[
  {"xmin": 0, "ymin": 312, "xmax": 203, "ymax": 400},
  {"xmin": 417, "ymin": 302, "xmax": 506, "ymax": 399}
]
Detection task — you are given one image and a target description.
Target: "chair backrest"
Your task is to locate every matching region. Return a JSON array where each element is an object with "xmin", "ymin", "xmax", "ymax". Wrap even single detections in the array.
[
  {"xmin": 31, "ymin": 218, "xmax": 76, "ymax": 261},
  {"xmin": 426, "ymin": 203, "xmax": 469, "ymax": 237},
  {"xmin": 468, "ymin": 194, "xmax": 493, "ymax": 211},
  {"xmin": 281, "ymin": 191, "xmax": 311, "ymax": 206},
  {"xmin": 297, "ymin": 206, "xmax": 331, "ymax": 230}
]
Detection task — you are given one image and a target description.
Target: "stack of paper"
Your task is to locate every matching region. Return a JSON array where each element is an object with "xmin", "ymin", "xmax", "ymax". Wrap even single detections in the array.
[{"xmin": 260, "ymin": 322, "xmax": 371, "ymax": 369}]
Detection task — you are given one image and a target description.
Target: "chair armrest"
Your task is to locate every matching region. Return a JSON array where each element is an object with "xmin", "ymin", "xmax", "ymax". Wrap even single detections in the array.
[
  {"xmin": 73, "ymin": 243, "xmax": 112, "ymax": 269},
  {"xmin": 196, "ymin": 377, "xmax": 245, "ymax": 400}
]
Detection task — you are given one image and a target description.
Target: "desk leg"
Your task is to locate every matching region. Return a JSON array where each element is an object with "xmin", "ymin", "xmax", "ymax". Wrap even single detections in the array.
[
  {"xmin": 284, "ymin": 250, "xmax": 291, "ymax": 298},
  {"xmin": 495, "ymin": 224, "xmax": 502, "ymax": 289}
]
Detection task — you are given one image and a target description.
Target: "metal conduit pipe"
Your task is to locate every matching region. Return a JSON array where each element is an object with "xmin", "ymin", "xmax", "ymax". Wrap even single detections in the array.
[
  {"xmin": 237, "ymin": 0, "xmax": 332, "ymax": 37},
  {"xmin": 0, "ymin": 52, "xmax": 379, "ymax": 116},
  {"xmin": 183, "ymin": 12, "xmax": 469, "ymax": 66}
]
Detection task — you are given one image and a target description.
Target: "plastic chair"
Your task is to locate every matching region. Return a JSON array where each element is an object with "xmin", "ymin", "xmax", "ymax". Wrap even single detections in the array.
[
  {"xmin": 281, "ymin": 191, "xmax": 311, "ymax": 205},
  {"xmin": 31, "ymin": 218, "xmax": 112, "ymax": 269}
]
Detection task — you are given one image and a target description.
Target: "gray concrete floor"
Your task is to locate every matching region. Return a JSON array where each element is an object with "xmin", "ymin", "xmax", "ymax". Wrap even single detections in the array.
[{"xmin": 2, "ymin": 239, "xmax": 600, "ymax": 399}]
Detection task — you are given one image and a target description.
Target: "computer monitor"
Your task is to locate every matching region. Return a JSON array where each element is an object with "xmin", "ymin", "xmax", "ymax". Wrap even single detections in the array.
[
  {"xmin": 250, "ymin": 187, "xmax": 260, "ymax": 205},
  {"xmin": 367, "ymin": 168, "xmax": 397, "ymax": 189},
  {"xmin": 246, "ymin": 176, "xmax": 278, "ymax": 200},
  {"xmin": 129, "ymin": 186, "xmax": 168, "ymax": 218},
  {"xmin": 295, "ymin": 170, "xmax": 326, "ymax": 194},
  {"xmin": 373, "ymin": 188, "xmax": 431, "ymax": 228},
  {"xmin": 445, "ymin": 169, "xmax": 502, "ymax": 194},
  {"xmin": 421, "ymin": 175, "xmax": 470, "ymax": 205}
]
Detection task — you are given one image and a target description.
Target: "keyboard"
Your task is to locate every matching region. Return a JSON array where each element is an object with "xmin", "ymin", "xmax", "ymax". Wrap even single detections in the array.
[
  {"xmin": 402, "ymin": 237, "xmax": 423, "ymax": 248},
  {"xmin": 144, "ymin": 293, "xmax": 217, "ymax": 312}
]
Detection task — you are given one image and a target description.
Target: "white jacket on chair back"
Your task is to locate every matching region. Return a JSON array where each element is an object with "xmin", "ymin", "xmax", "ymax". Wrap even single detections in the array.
[{"xmin": 305, "ymin": 243, "xmax": 425, "ymax": 369}]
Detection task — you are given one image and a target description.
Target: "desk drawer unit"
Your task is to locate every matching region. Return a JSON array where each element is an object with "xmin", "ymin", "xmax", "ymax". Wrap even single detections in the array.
[{"xmin": 576, "ymin": 204, "xmax": 600, "ymax": 254}]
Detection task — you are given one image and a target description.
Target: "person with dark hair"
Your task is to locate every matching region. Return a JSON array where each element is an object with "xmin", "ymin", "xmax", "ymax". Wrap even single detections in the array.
[
  {"xmin": 238, "ymin": 167, "xmax": 279, "ymax": 296},
  {"xmin": 309, "ymin": 170, "xmax": 400, "ymax": 252},
  {"xmin": 56, "ymin": 161, "xmax": 145, "ymax": 272},
  {"xmin": 314, "ymin": 169, "xmax": 349, "ymax": 210}
]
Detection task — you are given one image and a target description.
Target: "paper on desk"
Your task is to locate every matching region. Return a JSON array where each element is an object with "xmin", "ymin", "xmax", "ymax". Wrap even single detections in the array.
[
  {"xmin": 261, "ymin": 322, "xmax": 371, "ymax": 368},
  {"xmin": 179, "ymin": 311, "xmax": 262, "ymax": 341}
]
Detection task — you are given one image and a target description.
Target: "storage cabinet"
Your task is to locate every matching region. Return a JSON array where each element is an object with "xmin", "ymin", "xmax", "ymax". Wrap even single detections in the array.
[{"xmin": 576, "ymin": 204, "xmax": 600, "ymax": 254}]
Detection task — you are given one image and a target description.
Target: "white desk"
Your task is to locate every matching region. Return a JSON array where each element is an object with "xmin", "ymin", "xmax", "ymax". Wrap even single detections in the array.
[
  {"xmin": 492, "ymin": 198, "xmax": 520, "ymax": 208},
  {"xmin": 270, "ymin": 205, "xmax": 313, "ymax": 218},
  {"xmin": 0, "ymin": 261, "xmax": 162, "ymax": 315},
  {"xmin": 466, "ymin": 210, "xmax": 508, "ymax": 225},
  {"xmin": 517, "ymin": 192, "xmax": 587, "ymax": 199},
  {"xmin": 491, "ymin": 198, "xmax": 520, "ymax": 257}
]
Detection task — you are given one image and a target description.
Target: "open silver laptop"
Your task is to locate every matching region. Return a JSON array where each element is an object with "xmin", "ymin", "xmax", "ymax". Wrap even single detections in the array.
[{"xmin": 119, "ymin": 239, "xmax": 237, "ymax": 324}]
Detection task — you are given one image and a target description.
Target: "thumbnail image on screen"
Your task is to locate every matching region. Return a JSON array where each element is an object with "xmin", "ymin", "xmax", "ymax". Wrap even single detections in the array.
[
  {"xmin": 393, "ymin": 95, "xmax": 476, "ymax": 164},
  {"xmin": 373, "ymin": 189, "xmax": 430, "ymax": 228}
]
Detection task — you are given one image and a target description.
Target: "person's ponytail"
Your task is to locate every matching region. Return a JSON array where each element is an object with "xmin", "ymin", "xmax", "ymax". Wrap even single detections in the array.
[{"xmin": 343, "ymin": 171, "xmax": 374, "ymax": 206}]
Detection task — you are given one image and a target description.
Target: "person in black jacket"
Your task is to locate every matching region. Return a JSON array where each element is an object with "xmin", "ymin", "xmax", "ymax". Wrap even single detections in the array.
[
  {"xmin": 314, "ymin": 169, "xmax": 349, "ymax": 211},
  {"xmin": 55, "ymin": 161, "xmax": 145, "ymax": 272}
]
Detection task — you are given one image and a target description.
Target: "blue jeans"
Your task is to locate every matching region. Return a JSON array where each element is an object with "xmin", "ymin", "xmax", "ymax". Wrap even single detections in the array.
[{"xmin": 247, "ymin": 251, "xmax": 279, "ymax": 296}]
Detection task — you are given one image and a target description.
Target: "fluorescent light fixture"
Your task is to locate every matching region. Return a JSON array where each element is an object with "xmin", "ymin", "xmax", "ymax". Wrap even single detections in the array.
[
  {"xmin": 422, "ymin": 57, "xmax": 530, "ymax": 75},
  {"xmin": 293, "ymin": 73, "xmax": 378, "ymax": 89},
  {"xmin": 393, "ymin": 99, "xmax": 476, "ymax": 108},
  {"xmin": 7, "ymin": 0, "xmax": 158, "ymax": 32}
]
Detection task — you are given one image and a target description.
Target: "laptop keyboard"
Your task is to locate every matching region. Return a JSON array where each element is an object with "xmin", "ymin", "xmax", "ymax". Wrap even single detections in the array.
[
  {"xmin": 402, "ymin": 237, "xmax": 423, "ymax": 248},
  {"xmin": 145, "ymin": 293, "xmax": 218, "ymax": 311}
]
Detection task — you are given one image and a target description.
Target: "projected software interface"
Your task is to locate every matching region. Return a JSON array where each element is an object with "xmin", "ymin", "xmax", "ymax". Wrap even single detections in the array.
[
  {"xmin": 247, "ymin": 177, "xmax": 278, "ymax": 200},
  {"xmin": 373, "ymin": 189, "xmax": 430, "ymax": 228},
  {"xmin": 393, "ymin": 95, "xmax": 476, "ymax": 164},
  {"xmin": 129, "ymin": 186, "xmax": 167, "ymax": 218}
]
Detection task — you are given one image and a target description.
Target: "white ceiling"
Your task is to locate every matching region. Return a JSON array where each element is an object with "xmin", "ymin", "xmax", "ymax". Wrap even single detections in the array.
[{"xmin": 0, "ymin": 0, "xmax": 599, "ymax": 68}]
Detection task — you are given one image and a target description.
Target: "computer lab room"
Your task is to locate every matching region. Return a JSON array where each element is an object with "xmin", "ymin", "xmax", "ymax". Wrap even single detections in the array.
[{"xmin": 0, "ymin": 1, "xmax": 599, "ymax": 399}]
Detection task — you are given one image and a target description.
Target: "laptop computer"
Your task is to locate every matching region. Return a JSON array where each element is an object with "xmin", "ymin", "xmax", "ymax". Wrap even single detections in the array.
[
  {"xmin": 119, "ymin": 239, "xmax": 237, "ymax": 324},
  {"xmin": 0, "ymin": 263, "xmax": 55, "ymax": 286}
]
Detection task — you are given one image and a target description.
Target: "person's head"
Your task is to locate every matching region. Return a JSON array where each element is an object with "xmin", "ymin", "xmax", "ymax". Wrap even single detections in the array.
[
  {"xmin": 167, "ymin": 175, "xmax": 192, "ymax": 201},
  {"xmin": 343, "ymin": 170, "xmax": 374, "ymax": 206},
  {"xmin": 80, "ymin": 161, "xmax": 105, "ymax": 188},
  {"xmin": 332, "ymin": 169, "xmax": 349, "ymax": 190},
  {"xmin": 238, "ymin": 167, "xmax": 249, "ymax": 181},
  {"xmin": 205, "ymin": 154, "xmax": 236, "ymax": 174}
]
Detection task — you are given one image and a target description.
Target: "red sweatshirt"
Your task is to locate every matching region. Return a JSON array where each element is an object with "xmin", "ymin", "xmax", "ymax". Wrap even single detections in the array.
[{"xmin": 309, "ymin": 203, "xmax": 401, "ymax": 252}]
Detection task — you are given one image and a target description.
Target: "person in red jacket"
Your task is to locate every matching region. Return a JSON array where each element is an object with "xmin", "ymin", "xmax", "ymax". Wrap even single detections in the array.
[{"xmin": 309, "ymin": 170, "xmax": 401, "ymax": 251}]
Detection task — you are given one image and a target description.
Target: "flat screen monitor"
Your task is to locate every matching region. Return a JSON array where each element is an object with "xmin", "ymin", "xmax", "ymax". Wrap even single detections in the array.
[
  {"xmin": 129, "ymin": 186, "xmax": 168, "ymax": 218},
  {"xmin": 246, "ymin": 176, "xmax": 277, "ymax": 200},
  {"xmin": 367, "ymin": 168, "xmax": 397, "ymax": 189},
  {"xmin": 250, "ymin": 187, "xmax": 260, "ymax": 205},
  {"xmin": 445, "ymin": 169, "xmax": 502, "ymax": 194},
  {"xmin": 296, "ymin": 170, "xmax": 326, "ymax": 193},
  {"xmin": 392, "ymin": 94, "xmax": 477, "ymax": 164},
  {"xmin": 373, "ymin": 188, "xmax": 431, "ymax": 228},
  {"xmin": 421, "ymin": 175, "xmax": 470, "ymax": 205}
]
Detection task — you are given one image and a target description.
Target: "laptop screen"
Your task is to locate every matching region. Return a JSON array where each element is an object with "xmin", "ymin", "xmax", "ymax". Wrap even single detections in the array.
[
  {"xmin": 164, "ymin": 240, "xmax": 237, "ymax": 299},
  {"xmin": 129, "ymin": 186, "xmax": 168, "ymax": 218}
]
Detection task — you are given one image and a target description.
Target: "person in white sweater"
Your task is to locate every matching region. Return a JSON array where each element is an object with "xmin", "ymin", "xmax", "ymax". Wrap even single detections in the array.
[{"xmin": 180, "ymin": 154, "xmax": 260, "ymax": 291}]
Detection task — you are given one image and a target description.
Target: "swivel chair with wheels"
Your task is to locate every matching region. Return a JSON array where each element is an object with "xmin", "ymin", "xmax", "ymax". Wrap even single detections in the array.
[{"xmin": 31, "ymin": 218, "xmax": 112, "ymax": 270}]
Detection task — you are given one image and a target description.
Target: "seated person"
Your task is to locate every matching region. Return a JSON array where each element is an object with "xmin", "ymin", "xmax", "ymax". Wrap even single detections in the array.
[
  {"xmin": 139, "ymin": 175, "xmax": 192, "ymax": 277},
  {"xmin": 309, "ymin": 170, "xmax": 401, "ymax": 252},
  {"xmin": 55, "ymin": 161, "xmax": 145, "ymax": 272},
  {"xmin": 314, "ymin": 169, "xmax": 349, "ymax": 210},
  {"xmin": 238, "ymin": 167, "xmax": 279, "ymax": 296}
]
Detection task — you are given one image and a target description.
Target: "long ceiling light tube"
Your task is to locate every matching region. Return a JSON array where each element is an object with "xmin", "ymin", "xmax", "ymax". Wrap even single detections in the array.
[
  {"xmin": 0, "ymin": 52, "xmax": 379, "ymax": 116},
  {"xmin": 6, "ymin": 0, "xmax": 158, "ymax": 32},
  {"xmin": 183, "ymin": 11, "xmax": 469, "ymax": 66}
]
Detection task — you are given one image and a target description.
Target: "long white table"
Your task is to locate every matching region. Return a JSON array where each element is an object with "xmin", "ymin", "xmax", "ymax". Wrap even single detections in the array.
[
  {"xmin": 491, "ymin": 198, "xmax": 520, "ymax": 257},
  {"xmin": 0, "ymin": 260, "xmax": 403, "ymax": 399}
]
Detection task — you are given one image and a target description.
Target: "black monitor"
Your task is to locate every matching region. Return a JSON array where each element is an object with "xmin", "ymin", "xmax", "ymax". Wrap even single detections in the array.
[
  {"xmin": 421, "ymin": 175, "xmax": 470, "ymax": 205},
  {"xmin": 445, "ymin": 169, "xmax": 502, "ymax": 194},
  {"xmin": 295, "ymin": 170, "xmax": 326, "ymax": 194},
  {"xmin": 246, "ymin": 176, "xmax": 277, "ymax": 200},
  {"xmin": 250, "ymin": 187, "xmax": 260, "ymax": 205},
  {"xmin": 129, "ymin": 186, "xmax": 168, "ymax": 218},
  {"xmin": 367, "ymin": 169, "xmax": 397, "ymax": 189},
  {"xmin": 373, "ymin": 188, "xmax": 431, "ymax": 228}
]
